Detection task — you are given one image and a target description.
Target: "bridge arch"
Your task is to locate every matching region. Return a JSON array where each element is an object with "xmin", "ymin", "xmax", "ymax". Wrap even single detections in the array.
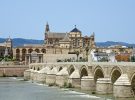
[
  {"xmin": 94, "ymin": 66, "xmax": 104, "ymax": 82},
  {"xmin": 37, "ymin": 67, "xmax": 40, "ymax": 71},
  {"xmin": 68, "ymin": 65, "xmax": 75, "ymax": 76},
  {"xmin": 79, "ymin": 65, "xmax": 88, "ymax": 78},
  {"xmin": 110, "ymin": 66, "xmax": 122, "ymax": 84},
  {"xmin": 33, "ymin": 67, "xmax": 35, "ymax": 70},
  {"xmin": 130, "ymin": 73, "xmax": 135, "ymax": 94},
  {"xmin": 50, "ymin": 65, "xmax": 55, "ymax": 70},
  {"xmin": 58, "ymin": 66, "xmax": 63, "ymax": 72}
]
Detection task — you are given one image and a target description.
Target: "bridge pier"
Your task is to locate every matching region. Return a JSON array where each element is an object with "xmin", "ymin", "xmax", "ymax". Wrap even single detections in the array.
[
  {"xmin": 81, "ymin": 75, "xmax": 95, "ymax": 91},
  {"xmin": 46, "ymin": 74, "xmax": 56, "ymax": 85},
  {"xmin": 56, "ymin": 67, "xmax": 69, "ymax": 87},
  {"xmin": 30, "ymin": 69, "xmax": 35, "ymax": 81},
  {"xmin": 24, "ymin": 69, "xmax": 31, "ymax": 80},
  {"xmin": 96, "ymin": 78, "xmax": 113, "ymax": 94},
  {"xmin": 33, "ymin": 70, "xmax": 39, "ymax": 82},
  {"xmin": 36, "ymin": 68, "xmax": 46, "ymax": 84},
  {"xmin": 113, "ymin": 74, "xmax": 133, "ymax": 98},
  {"xmin": 68, "ymin": 70, "xmax": 80, "ymax": 88},
  {"xmin": 46, "ymin": 67, "xmax": 58, "ymax": 85}
]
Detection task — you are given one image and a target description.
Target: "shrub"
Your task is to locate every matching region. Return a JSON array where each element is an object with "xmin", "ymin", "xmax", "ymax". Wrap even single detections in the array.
[
  {"xmin": 63, "ymin": 82, "xmax": 67, "ymax": 88},
  {"xmin": 3, "ymin": 73, "xmax": 6, "ymax": 77},
  {"xmin": 13, "ymin": 75, "xmax": 17, "ymax": 77},
  {"xmin": 48, "ymin": 83, "xmax": 55, "ymax": 87},
  {"xmin": 66, "ymin": 83, "xmax": 73, "ymax": 88},
  {"xmin": 92, "ymin": 91, "xmax": 95, "ymax": 94}
]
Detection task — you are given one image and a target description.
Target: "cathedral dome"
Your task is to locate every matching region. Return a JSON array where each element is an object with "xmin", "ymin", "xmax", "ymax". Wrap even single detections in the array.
[{"xmin": 70, "ymin": 25, "xmax": 81, "ymax": 33}]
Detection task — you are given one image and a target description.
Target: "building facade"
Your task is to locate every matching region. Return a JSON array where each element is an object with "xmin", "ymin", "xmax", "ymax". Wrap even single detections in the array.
[
  {"xmin": 13, "ymin": 23, "xmax": 96, "ymax": 63},
  {"xmin": 44, "ymin": 23, "xmax": 95, "ymax": 49},
  {"xmin": 0, "ymin": 37, "xmax": 13, "ymax": 58}
]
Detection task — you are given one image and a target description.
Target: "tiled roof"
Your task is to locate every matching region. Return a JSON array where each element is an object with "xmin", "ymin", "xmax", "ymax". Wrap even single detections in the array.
[
  {"xmin": 47, "ymin": 32, "xmax": 66, "ymax": 38},
  {"xmin": 60, "ymin": 33, "xmax": 71, "ymax": 42},
  {"xmin": 70, "ymin": 27, "xmax": 81, "ymax": 33}
]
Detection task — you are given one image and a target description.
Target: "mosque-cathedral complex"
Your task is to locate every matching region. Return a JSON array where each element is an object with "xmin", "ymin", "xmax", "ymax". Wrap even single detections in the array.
[
  {"xmin": 0, "ymin": 23, "xmax": 133, "ymax": 65},
  {"xmin": 12, "ymin": 23, "xmax": 96, "ymax": 64},
  {"xmin": 1, "ymin": 23, "xmax": 135, "ymax": 98}
]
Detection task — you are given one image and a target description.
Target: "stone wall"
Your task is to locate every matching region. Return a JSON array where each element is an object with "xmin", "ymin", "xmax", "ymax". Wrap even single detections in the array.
[{"xmin": 0, "ymin": 65, "xmax": 28, "ymax": 77}]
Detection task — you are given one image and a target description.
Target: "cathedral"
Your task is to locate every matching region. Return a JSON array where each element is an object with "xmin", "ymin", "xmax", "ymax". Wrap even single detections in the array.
[
  {"xmin": 44, "ymin": 23, "xmax": 95, "ymax": 49},
  {"xmin": 13, "ymin": 23, "xmax": 96, "ymax": 63}
]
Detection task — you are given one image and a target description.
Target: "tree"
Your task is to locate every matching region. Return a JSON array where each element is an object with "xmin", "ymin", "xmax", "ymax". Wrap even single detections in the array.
[
  {"xmin": 85, "ymin": 46, "xmax": 89, "ymax": 61},
  {"xmin": 75, "ymin": 51, "xmax": 79, "ymax": 62}
]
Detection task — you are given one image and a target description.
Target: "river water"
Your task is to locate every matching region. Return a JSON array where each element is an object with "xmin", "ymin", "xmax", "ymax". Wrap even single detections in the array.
[{"xmin": 0, "ymin": 77, "xmax": 134, "ymax": 100}]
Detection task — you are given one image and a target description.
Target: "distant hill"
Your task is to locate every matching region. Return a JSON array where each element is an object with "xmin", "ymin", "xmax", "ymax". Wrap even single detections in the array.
[
  {"xmin": 0, "ymin": 38, "xmax": 135, "ymax": 48},
  {"xmin": 0, "ymin": 38, "xmax": 6, "ymax": 43},
  {"xmin": 0, "ymin": 38, "xmax": 44, "ymax": 47},
  {"xmin": 96, "ymin": 41, "xmax": 135, "ymax": 48}
]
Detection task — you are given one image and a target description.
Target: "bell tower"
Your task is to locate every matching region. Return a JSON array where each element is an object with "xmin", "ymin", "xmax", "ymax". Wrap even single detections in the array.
[
  {"xmin": 45, "ymin": 22, "xmax": 50, "ymax": 32},
  {"xmin": 44, "ymin": 22, "xmax": 50, "ymax": 44}
]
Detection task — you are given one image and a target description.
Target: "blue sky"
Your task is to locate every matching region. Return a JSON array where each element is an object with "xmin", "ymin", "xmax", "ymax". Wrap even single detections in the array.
[{"xmin": 0, "ymin": 0, "xmax": 135, "ymax": 43}]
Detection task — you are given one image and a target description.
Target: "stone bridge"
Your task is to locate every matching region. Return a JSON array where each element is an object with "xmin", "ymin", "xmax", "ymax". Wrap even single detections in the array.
[{"xmin": 24, "ymin": 62, "xmax": 135, "ymax": 98}]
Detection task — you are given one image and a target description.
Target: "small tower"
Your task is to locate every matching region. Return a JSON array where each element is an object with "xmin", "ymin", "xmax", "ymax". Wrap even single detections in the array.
[
  {"xmin": 6, "ymin": 36, "xmax": 12, "ymax": 49},
  {"xmin": 4, "ymin": 36, "xmax": 13, "ymax": 58},
  {"xmin": 44, "ymin": 22, "xmax": 50, "ymax": 44},
  {"xmin": 4, "ymin": 44, "xmax": 8, "ymax": 57},
  {"xmin": 45, "ymin": 22, "xmax": 50, "ymax": 32},
  {"xmin": 90, "ymin": 32, "xmax": 96, "ymax": 48}
]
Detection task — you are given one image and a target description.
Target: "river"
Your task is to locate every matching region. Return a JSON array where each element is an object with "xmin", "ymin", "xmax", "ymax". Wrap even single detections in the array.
[{"xmin": 0, "ymin": 77, "xmax": 134, "ymax": 100}]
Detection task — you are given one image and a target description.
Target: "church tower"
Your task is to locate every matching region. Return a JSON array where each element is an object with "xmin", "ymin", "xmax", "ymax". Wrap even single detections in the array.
[
  {"xmin": 90, "ymin": 32, "xmax": 96, "ymax": 48},
  {"xmin": 5, "ymin": 37, "xmax": 13, "ymax": 58},
  {"xmin": 45, "ymin": 22, "xmax": 50, "ymax": 32},
  {"xmin": 44, "ymin": 22, "xmax": 50, "ymax": 44}
]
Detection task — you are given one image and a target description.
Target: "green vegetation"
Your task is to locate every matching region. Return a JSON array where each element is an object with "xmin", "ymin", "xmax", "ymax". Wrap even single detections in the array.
[
  {"xmin": 0, "ymin": 57, "xmax": 4, "ymax": 61},
  {"xmin": 92, "ymin": 91, "xmax": 96, "ymax": 94},
  {"xmin": 48, "ymin": 83, "xmax": 55, "ymax": 87},
  {"xmin": 0, "ymin": 55, "xmax": 14, "ymax": 62},
  {"xmin": 63, "ymin": 82, "xmax": 73, "ymax": 88},
  {"xmin": 99, "ymin": 57, "xmax": 108, "ymax": 62}
]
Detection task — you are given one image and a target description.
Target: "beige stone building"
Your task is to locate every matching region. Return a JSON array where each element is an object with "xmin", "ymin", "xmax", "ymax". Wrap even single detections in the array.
[
  {"xmin": 45, "ymin": 23, "xmax": 95, "ymax": 49},
  {"xmin": 13, "ymin": 23, "xmax": 96, "ymax": 63},
  {"xmin": 0, "ymin": 37, "xmax": 13, "ymax": 58}
]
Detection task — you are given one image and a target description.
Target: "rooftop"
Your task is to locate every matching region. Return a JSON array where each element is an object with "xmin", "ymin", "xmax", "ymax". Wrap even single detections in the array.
[{"xmin": 70, "ymin": 25, "xmax": 81, "ymax": 33}]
